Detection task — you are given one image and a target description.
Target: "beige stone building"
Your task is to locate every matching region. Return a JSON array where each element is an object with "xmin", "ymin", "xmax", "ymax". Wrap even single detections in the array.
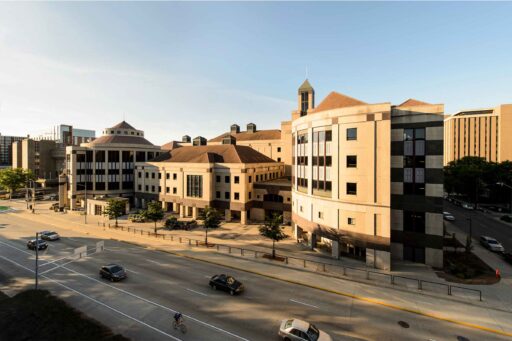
[
  {"xmin": 62, "ymin": 121, "xmax": 161, "ymax": 210},
  {"xmin": 290, "ymin": 80, "xmax": 444, "ymax": 270},
  {"xmin": 12, "ymin": 139, "xmax": 63, "ymax": 180},
  {"xmin": 444, "ymin": 104, "xmax": 512, "ymax": 164},
  {"xmin": 134, "ymin": 144, "xmax": 287, "ymax": 224}
]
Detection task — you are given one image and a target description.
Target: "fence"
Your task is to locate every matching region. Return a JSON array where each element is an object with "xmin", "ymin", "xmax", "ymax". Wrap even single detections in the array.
[{"xmin": 100, "ymin": 222, "xmax": 483, "ymax": 301}]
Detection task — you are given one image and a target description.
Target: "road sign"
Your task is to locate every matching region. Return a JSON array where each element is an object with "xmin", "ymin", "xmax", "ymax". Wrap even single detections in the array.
[
  {"xmin": 96, "ymin": 241, "xmax": 104, "ymax": 253},
  {"xmin": 74, "ymin": 245, "xmax": 87, "ymax": 258}
]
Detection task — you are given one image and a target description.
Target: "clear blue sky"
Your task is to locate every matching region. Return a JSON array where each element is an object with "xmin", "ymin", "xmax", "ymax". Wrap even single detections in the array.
[{"xmin": 1, "ymin": 2, "xmax": 511, "ymax": 145}]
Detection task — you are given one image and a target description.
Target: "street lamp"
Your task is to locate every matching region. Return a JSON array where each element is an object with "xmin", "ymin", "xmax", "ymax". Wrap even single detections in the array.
[
  {"xmin": 25, "ymin": 179, "xmax": 36, "ymax": 213},
  {"xmin": 496, "ymin": 182, "xmax": 512, "ymax": 213}
]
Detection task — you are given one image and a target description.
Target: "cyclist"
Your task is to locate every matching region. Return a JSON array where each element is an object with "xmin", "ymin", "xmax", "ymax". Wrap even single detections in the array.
[{"xmin": 173, "ymin": 312, "xmax": 183, "ymax": 326}]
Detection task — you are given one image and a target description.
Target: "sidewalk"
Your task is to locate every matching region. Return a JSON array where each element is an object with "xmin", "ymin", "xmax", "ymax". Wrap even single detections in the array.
[{"xmin": 3, "ymin": 200, "xmax": 512, "ymax": 337}]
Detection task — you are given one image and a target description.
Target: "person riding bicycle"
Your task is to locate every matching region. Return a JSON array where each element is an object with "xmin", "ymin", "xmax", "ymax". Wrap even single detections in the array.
[{"xmin": 173, "ymin": 312, "xmax": 183, "ymax": 325}]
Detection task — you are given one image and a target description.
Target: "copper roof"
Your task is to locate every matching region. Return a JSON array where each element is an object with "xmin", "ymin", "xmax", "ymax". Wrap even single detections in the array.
[
  {"xmin": 311, "ymin": 91, "xmax": 367, "ymax": 113},
  {"xmin": 209, "ymin": 129, "xmax": 281, "ymax": 142},
  {"xmin": 111, "ymin": 121, "xmax": 136, "ymax": 130},
  {"xmin": 89, "ymin": 135, "xmax": 154, "ymax": 146},
  {"xmin": 161, "ymin": 141, "xmax": 182, "ymax": 150},
  {"xmin": 152, "ymin": 145, "xmax": 276, "ymax": 164},
  {"xmin": 396, "ymin": 98, "xmax": 431, "ymax": 107}
]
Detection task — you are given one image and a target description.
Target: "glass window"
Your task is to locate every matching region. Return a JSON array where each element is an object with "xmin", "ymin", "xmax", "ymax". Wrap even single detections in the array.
[
  {"xmin": 216, "ymin": 175, "xmax": 221, "ymax": 182},
  {"xmin": 346, "ymin": 182, "xmax": 357, "ymax": 195},
  {"xmin": 173, "ymin": 187, "xmax": 177, "ymax": 194},
  {"xmin": 224, "ymin": 192, "xmax": 230, "ymax": 199},
  {"xmin": 347, "ymin": 128, "xmax": 357, "ymax": 141},
  {"xmin": 404, "ymin": 129, "xmax": 414, "ymax": 141},
  {"xmin": 249, "ymin": 176, "xmax": 252, "ymax": 183},
  {"xmin": 234, "ymin": 176, "xmax": 240, "ymax": 184},
  {"xmin": 216, "ymin": 191, "xmax": 220, "ymax": 199},
  {"xmin": 348, "ymin": 217, "xmax": 355, "ymax": 225},
  {"xmin": 186, "ymin": 175, "xmax": 203, "ymax": 198},
  {"xmin": 347, "ymin": 155, "xmax": 357, "ymax": 168},
  {"xmin": 325, "ymin": 130, "xmax": 332, "ymax": 141},
  {"xmin": 225, "ymin": 176, "xmax": 230, "ymax": 183},
  {"xmin": 173, "ymin": 173, "xmax": 177, "ymax": 180},
  {"xmin": 234, "ymin": 192, "xmax": 240, "ymax": 200}
]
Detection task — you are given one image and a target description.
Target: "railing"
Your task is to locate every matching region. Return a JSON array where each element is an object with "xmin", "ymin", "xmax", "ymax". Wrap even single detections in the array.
[{"xmin": 100, "ymin": 222, "xmax": 483, "ymax": 301}]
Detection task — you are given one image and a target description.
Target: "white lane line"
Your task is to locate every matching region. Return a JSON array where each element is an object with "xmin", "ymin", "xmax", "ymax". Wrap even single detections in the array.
[
  {"xmin": 125, "ymin": 268, "xmax": 141, "ymax": 275},
  {"xmin": 0, "ymin": 254, "xmax": 182, "ymax": 341},
  {"xmin": 289, "ymin": 298, "xmax": 319, "ymax": 309},
  {"xmin": 0, "ymin": 237, "xmax": 249, "ymax": 341},
  {"xmin": 147, "ymin": 259, "xmax": 166, "ymax": 266},
  {"xmin": 186, "ymin": 288, "xmax": 208, "ymax": 297}
]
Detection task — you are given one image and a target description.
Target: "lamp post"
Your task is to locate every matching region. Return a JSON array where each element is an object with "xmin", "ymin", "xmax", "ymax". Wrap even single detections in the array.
[
  {"xmin": 26, "ymin": 179, "xmax": 36, "ymax": 213},
  {"xmin": 497, "ymin": 182, "xmax": 512, "ymax": 213},
  {"xmin": 35, "ymin": 232, "xmax": 39, "ymax": 290}
]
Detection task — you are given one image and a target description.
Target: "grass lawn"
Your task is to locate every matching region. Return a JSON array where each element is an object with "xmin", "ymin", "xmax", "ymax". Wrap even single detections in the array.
[
  {"xmin": 0, "ymin": 289, "xmax": 130, "ymax": 341},
  {"xmin": 0, "ymin": 206, "xmax": 9, "ymax": 211}
]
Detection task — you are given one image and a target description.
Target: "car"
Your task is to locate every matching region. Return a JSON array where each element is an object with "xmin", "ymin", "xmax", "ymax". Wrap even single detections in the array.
[
  {"xmin": 503, "ymin": 252, "xmax": 512, "ymax": 265},
  {"xmin": 462, "ymin": 202, "xmax": 475, "ymax": 210},
  {"xmin": 99, "ymin": 264, "xmax": 127, "ymax": 282},
  {"xmin": 39, "ymin": 230, "xmax": 60, "ymax": 241},
  {"xmin": 480, "ymin": 236, "xmax": 505, "ymax": 252},
  {"xmin": 27, "ymin": 239, "xmax": 48, "ymax": 251},
  {"xmin": 278, "ymin": 319, "xmax": 332, "ymax": 341},
  {"xmin": 443, "ymin": 212, "xmax": 455, "ymax": 221},
  {"xmin": 209, "ymin": 274, "xmax": 244, "ymax": 295}
]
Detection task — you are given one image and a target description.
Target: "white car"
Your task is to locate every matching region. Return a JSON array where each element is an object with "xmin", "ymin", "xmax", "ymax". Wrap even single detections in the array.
[
  {"xmin": 443, "ymin": 212, "xmax": 455, "ymax": 221},
  {"xmin": 480, "ymin": 236, "xmax": 505, "ymax": 252},
  {"xmin": 462, "ymin": 202, "xmax": 475, "ymax": 210},
  {"xmin": 278, "ymin": 319, "xmax": 332, "ymax": 341}
]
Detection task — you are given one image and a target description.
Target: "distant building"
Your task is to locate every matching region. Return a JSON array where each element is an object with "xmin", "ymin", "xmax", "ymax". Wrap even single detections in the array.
[
  {"xmin": 444, "ymin": 104, "xmax": 512, "ymax": 164},
  {"xmin": 12, "ymin": 139, "xmax": 62, "ymax": 179},
  {"xmin": 0, "ymin": 133, "xmax": 25, "ymax": 167},
  {"xmin": 31, "ymin": 124, "xmax": 95, "ymax": 146}
]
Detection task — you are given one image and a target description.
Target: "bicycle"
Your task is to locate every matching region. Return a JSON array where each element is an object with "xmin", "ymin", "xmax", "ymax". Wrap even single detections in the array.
[{"xmin": 172, "ymin": 318, "xmax": 187, "ymax": 334}]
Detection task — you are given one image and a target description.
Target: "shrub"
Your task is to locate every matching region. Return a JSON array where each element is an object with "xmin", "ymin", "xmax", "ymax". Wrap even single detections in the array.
[{"xmin": 164, "ymin": 217, "xmax": 178, "ymax": 228}]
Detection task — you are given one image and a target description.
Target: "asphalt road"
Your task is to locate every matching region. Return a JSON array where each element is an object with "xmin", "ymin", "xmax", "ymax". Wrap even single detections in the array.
[
  {"xmin": 0, "ymin": 212, "xmax": 509, "ymax": 341},
  {"xmin": 444, "ymin": 201, "xmax": 512, "ymax": 252}
]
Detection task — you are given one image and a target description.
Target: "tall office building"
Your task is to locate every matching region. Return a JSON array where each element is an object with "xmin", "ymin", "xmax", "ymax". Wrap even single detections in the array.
[{"xmin": 0, "ymin": 133, "xmax": 25, "ymax": 167}]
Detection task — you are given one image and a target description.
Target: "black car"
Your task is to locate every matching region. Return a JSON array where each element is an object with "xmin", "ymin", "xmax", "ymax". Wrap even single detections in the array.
[
  {"xmin": 27, "ymin": 239, "xmax": 48, "ymax": 251},
  {"xmin": 40, "ymin": 231, "xmax": 60, "ymax": 241},
  {"xmin": 503, "ymin": 252, "xmax": 512, "ymax": 265},
  {"xmin": 209, "ymin": 274, "xmax": 244, "ymax": 295},
  {"xmin": 99, "ymin": 264, "xmax": 127, "ymax": 282}
]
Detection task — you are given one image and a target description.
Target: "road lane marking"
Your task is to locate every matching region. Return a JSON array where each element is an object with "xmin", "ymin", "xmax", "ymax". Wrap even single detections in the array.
[
  {"xmin": 147, "ymin": 259, "xmax": 167, "ymax": 266},
  {"xmin": 0, "ymin": 254, "xmax": 182, "ymax": 341},
  {"xmin": 125, "ymin": 268, "xmax": 141, "ymax": 275},
  {"xmin": 186, "ymin": 288, "xmax": 208, "ymax": 297},
  {"xmin": 289, "ymin": 298, "xmax": 319, "ymax": 309},
  {"xmin": 0, "ymin": 237, "xmax": 250, "ymax": 341}
]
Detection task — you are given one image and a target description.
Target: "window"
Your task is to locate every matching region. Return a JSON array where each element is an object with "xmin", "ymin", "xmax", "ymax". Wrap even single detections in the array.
[
  {"xmin": 277, "ymin": 147, "xmax": 281, "ymax": 152},
  {"xmin": 173, "ymin": 173, "xmax": 177, "ymax": 180},
  {"xmin": 348, "ymin": 217, "xmax": 355, "ymax": 225},
  {"xmin": 151, "ymin": 185, "xmax": 155, "ymax": 192},
  {"xmin": 145, "ymin": 172, "xmax": 149, "ymax": 178},
  {"xmin": 186, "ymin": 175, "xmax": 202, "ymax": 198},
  {"xmin": 234, "ymin": 192, "xmax": 240, "ymax": 200},
  {"xmin": 347, "ymin": 155, "xmax": 357, "ymax": 168},
  {"xmin": 166, "ymin": 173, "xmax": 170, "ymax": 180},
  {"xmin": 225, "ymin": 176, "xmax": 230, "ymax": 183},
  {"xmin": 138, "ymin": 185, "xmax": 141, "ymax": 191},
  {"xmin": 318, "ymin": 211, "xmax": 324, "ymax": 219},
  {"xmin": 300, "ymin": 206, "xmax": 303, "ymax": 212},
  {"xmin": 138, "ymin": 172, "xmax": 142, "ymax": 178},
  {"xmin": 234, "ymin": 176, "xmax": 239, "ymax": 184},
  {"xmin": 225, "ymin": 192, "xmax": 230, "ymax": 199},
  {"xmin": 151, "ymin": 173, "xmax": 155, "ymax": 179},
  {"xmin": 145, "ymin": 185, "xmax": 148, "ymax": 191},
  {"xmin": 248, "ymin": 176, "xmax": 252, "ymax": 183},
  {"xmin": 216, "ymin": 175, "xmax": 221, "ymax": 183},
  {"xmin": 166, "ymin": 187, "xmax": 170, "ymax": 193},
  {"xmin": 158, "ymin": 186, "xmax": 161, "ymax": 193},
  {"xmin": 216, "ymin": 191, "xmax": 221, "ymax": 199},
  {"xmin": 346, "ymin": 182, "xmax": 357, "ymax": 195},
  {"xmin": 158, "ymin": 173, "xmax": 161, "ymax": 179},
  {"xmin": 347, "ymin": 128, "xmax": 357, "ymax": 141},
  {"xmin": 248, "ymin": 192, "xmax": 252, "ymax": 199},
  {"xmin": 403, "ymin": 211, "xmax": 425, "ymax": 233},
  {"xmin": 173, "ymin": 187, "xmax": 177, "ymax": 194},
  {"xmin": 277, "ymin": 157, "xmax": 281, "ymax": 162}
]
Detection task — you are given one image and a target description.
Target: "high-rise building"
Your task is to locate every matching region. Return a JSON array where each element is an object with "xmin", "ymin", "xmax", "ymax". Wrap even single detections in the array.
[
  {"xmin": 31, "ymin": 124, "xmax": 95, "ymax": 146},
  {"xmin": 0, "ymin": 133, "xmax": 25, "ymax": 167},
  {"xmin": 444, "ymin": 104, "xmax": 512, "ymax": 164}
]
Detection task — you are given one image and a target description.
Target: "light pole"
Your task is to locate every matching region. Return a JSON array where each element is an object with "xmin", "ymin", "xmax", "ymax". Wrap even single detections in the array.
[
  {"xmin": 497, "ymin": 182, "xmax": 512, "ymax": 213},
  {"xmin": 35, "ymin": 232, "xmax": 39, "ymax": 290},
  {"xmin": 26, "ymin": 179, "xmax": 36, "ymax": 213}
]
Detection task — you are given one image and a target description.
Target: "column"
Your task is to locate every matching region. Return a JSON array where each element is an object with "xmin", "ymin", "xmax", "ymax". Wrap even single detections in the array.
[
  {"xmin": 331, "ymin": 240, "xmax": 340, "ymax": 260},
  {"xmin": 161, "ymin": 201, "xmax": 166, "ymax": 209},
  {"xmin": 225, "ymin": 209, "xmax": 231, "ymax": 222},
  {"xmin": 240, "ymin": 210, "xmax": 247, "ymax": 225},
  {"xmin": 294, "ymin": 224, "xmax": 303, "ymax": 240},
  {"xmin": 179, "ymin": 204, "xmax": 185, "ymax": 218},
  {"xmin": 308, "ymin": 232, "xmax": 316, "ymax": 250},
  {"xmin": 192, "ymin": 206, "xmax": 198, "ymax": 219}
]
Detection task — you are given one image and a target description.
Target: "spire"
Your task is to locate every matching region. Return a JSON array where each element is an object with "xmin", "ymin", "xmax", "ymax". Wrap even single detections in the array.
[
  {"xmin": 298, "ymin": 79, "xmax": 315, "ymax": 116},
  {"xmin": 298, "ymin": 79, "xmax": 314, "ymax": 92}
]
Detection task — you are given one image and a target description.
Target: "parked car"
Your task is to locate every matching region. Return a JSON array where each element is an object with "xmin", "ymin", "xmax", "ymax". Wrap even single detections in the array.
[
  {"xmin": 27, "ymin": 239, "xmax": 48, "ymax": 251},
  {"xmin": 443, "ymin": 212, "xmax": 455, "ymax": 221},
  {"xmin": 278, "ymin": 319, "xmax": 332, "ymax": 341},
  {"xmin": 99, "ymin": 264, "xmax": 127, "ymax": 282},
  {"xmin": 462, "ymin": 202, "xmax": 475, "ymax": 210},
  {"xmin": 39, "ymin": 230, "xmax": 60, "ymax": 241},
  {"xmin": 503, "ymin": 252, "xmax": 512, "ymax": 265},
  {"xmin": 209, "ymin": 274, "xmax": 244, "ymax": 295},
  {"xmin": 480, "ymin": 236, "xmax": 505, "ymax": 252}
]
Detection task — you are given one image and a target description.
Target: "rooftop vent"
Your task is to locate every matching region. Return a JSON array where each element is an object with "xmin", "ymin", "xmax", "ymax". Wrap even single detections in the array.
[
  {"xmin": 222, "ymin": 136, "xmax": 236, "ymax": 145},
  {"xmin": 193, "ymin": 136, "xmax": 207, "ymax": 146},
  {"xmin": 247, "ymin": 123, "xmax": 257, "ymax": 133},
  {"xmin": 182, "ymin": 135, "xmax": 191, "ymax": 143},
  {"xmin": 230, "ymin": 124, "xmax": 240, "ymax": 134}
]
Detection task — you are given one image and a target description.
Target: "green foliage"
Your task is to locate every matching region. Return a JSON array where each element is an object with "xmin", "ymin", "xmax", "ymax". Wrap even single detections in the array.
[
  {"xmin": 164, "ymin": 216, "xmax": 178, "ymax": 228},
  {"xmin": 128, "ymin": 210, "xmax": 147, "ymax": 223},
  {"xmin": 145, "ymin": 201, "xmax": 164, "ymax": 233},
  {"xmin": 259, "ymin": 213, "xmax": 287, "ymax": 258},
  {"xmin": 103, "ymin": 199, "xmax": 126, "ymax": 227},
  {"xmin": 200, "ymin": 207, "xmax": 221, "ymax": 230},
  {"xmin": 0, "ymin": 168, "xmax": 35, "ymax": 199}
]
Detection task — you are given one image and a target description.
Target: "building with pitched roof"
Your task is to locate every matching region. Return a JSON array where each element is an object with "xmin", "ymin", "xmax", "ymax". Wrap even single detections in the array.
[
  {"xmin": 290, "ymin": 80, "xmax": 444, "ymax": 270},
  {"xmin": 61, "ymin": 121, "xmax": 162, "ymax": 210},
  {"xmin": 134, "ymin": 144, "xmax": 286, "ymax": 224}
]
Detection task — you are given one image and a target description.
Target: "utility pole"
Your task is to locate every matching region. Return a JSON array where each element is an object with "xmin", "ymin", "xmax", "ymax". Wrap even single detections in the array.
[
  {"xmin": 84, "ymin": 151, "xmax": 88, "ymax": 224},
  {"xmin": 25, "ymin": 181, "xmax": 29, "ymax": 209},
  {"xmin": 35, "ymin": 232, "xmax": 39, "ymax": 290},
  {"xmin": 31, "ymin": 181, "xmax": 35, "ymax": 213},
  {"xmin": 497, "ymin": 182, "xmax": 512, "ymax": 213}
]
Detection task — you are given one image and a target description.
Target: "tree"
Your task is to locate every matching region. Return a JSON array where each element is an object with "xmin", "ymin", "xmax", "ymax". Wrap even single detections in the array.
[
  {"xmin": 0, "ymin": 168, "xmax": 34, "ymax": 200},
  {"xmin": 259, "ymin": 213, "xmax": 287, "ymax": 259},
  {"xmin": 145, "ymin": 201, "xmax": 164, "ymax": 234},
  {"xmin": 199, "ymin": 206, "xmax": 220, "ymax": 245},
  {"xmin": 103, "ymin": 199, "xmax": 126, "ymax": 227}
]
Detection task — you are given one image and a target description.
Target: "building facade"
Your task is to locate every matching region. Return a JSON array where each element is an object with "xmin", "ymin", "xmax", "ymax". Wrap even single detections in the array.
[
  {"xmin": 31, "ymin": 124, "xmax": 95, "ymax": 146},
  {"xmin": 62, "ymin": 121, "xmax": 161, "ymax": 210},
  {"xmin": 290, "ymin": 81, "xmax": 444, "ymax": 270},
  {"xmin": 0, "ymin": 133, "xmax": 25, "ymax": 167},
  {"xmin": 12, "ymin": 139, "xmax": 60, "ymax": 179},
  {"xmin": 134, "ymin": 144, "xmax": 285, "ymax": 224},
  {"xmin": 444, "ymin": 104, "xmax": 512, "ymax": 164}
]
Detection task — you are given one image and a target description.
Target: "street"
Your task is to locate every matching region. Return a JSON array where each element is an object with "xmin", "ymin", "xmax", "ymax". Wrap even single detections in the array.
[{"xmin": 0, "ymin": 211, "xmax": 510, "ymax": 341}]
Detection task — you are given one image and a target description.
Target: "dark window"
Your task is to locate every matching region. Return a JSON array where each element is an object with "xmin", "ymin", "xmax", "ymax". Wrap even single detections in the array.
[
  {"xmin": 346, "ymin": 182, "xmax": 357, "ymax": 195},
  {"xmin": 151, "ymin": 173, "xmax": 155, "ymax": 179},
  {"xmin": 145, "ymin": 185, "xmax": 148, "ymax": 191},
  {"xmin": 249, "ymin": 192, "xmax": 252, "ymax": 199},
  {"xmin": 234, "ymin": 176, "xmax": 240, "ymax": 184},
  {"xmin": 151, "ymin": 185, "xmax": 155, "ymax": 192},
  {"xmin": 136, "ymin": 151, "xmax": 145, "ymax": 162},
  {"xmin": 216, "ymin": 191, "xmax": 221, "ymax": 199},
  {"xmin": 277, "ymin": 157, "xmax": 281, "ymax": 162},
  {"xmin": 145, "ymin": 172, "xmax": 148, "ymax": 178},
  {"xmin": 166, "ymin": 173, "xmax": 170, "ymax": 180},
  {"xmin": 248, "ymin": 176, "xmax": 252, "ymax": 183},
  {"xmin": 158, "ymin": 173, "xmax": 161, "ymax": 179},
  {"xmin": 277, "ymin": 147, "xmax": 281, "ymax": 152},
  {"xmin": 403, "ymin": 211, "xmax": 426, "ymax": 233},
  {"xmin": 158, "ymin": 186, "xmax": 161, "ymax": 193},
  {"xmin": 225, "ymin": 176, "xmax": 230, "ymax": 183},
  {"xmin": 166, "ymin": 187, "xmax": 170, "ymax": 193},
  {"xmin": 347, "ymin": 128, "xmax": 357, "ymax": 141},
  {"xmin": 173, "ymin": 187, "xmax": 177, "ymax": 194},
  {"xmin": 225, "ymin": 192, "xmax": 230, "ymax": 199},
  {"xmin": 138, "ymin": 172, "xmax": 142, "ymax": 178},
  {"xmin": 138, "ymin": 185, "xmax": 141, "ymax": 191},
  {"xmin": 347, "ymin": 155, "xmax": 357, "ymax": 168},
  {"xmin": 173, "ymin": 173, "xmax": 177, "ymax": 180},
  {"xmin": 325, "ymin": 130, "xmax": 332, "ymax": 141},
  {"xmin": 216, "ymin": 175, "xmax": 221, "ymax": 183},
  {"xmin": 234, "ymin": 192, "xmax": 240, "ymax": 200},
  {"xmin": 348, "ymin": 217, "xmax": 355, "ymax": 225},
  {"xmin": 186, "ymin": 175, "xmax": 203, "ymax": 198}
]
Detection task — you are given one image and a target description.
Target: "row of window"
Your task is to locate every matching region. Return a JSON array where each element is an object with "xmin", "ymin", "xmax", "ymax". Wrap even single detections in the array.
[
  {"xmin": 215, "ymin": 191, "xmax": 246, "ymax": 200},
  {"xmin": 293, "ymin": 155, "xmax": 357, "ymax": 167}
]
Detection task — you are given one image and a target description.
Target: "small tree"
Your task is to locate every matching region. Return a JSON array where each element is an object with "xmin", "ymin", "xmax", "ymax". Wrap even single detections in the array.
[
  {"xmin": 103, "ymin": 199, "xmax": 126, "ymax": 227},
  {"xmin": 145, "ymin": 201, "xmax": 164, "ymax": 234},
  {"xmin": 259, "ymin": 213, "xmax": 287, "ymax": 259},
  {"xmin": 0, "ymin": 168, "xmax": 34, "ymax": 200},
  {"xmin": 199, "ymin": 206, "xmax": 220, "ymax": 245}
]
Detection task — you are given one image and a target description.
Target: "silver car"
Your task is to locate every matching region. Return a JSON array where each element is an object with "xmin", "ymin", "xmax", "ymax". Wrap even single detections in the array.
[
  {"xmin": 278, "ymin": 319, "xmax": 332, "ymax": 341},
  {"xmin": 443, "ymin": 212, "xmax": 455, "ymax": 221},
  {"xmin": 480, "ymin": 236, "xmax": 505, "ymax": 252}
]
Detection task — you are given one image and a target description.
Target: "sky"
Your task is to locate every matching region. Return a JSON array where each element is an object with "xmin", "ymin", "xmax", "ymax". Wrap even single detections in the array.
[{"xmin": 1, "ymin": 2, "xmax": 511, "ymax": 145}]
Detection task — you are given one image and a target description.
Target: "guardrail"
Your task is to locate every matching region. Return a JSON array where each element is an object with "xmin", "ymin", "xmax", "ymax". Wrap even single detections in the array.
[{"xmin": 100, "ymin": 222, "xmax": 483, "ymax": 301}]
